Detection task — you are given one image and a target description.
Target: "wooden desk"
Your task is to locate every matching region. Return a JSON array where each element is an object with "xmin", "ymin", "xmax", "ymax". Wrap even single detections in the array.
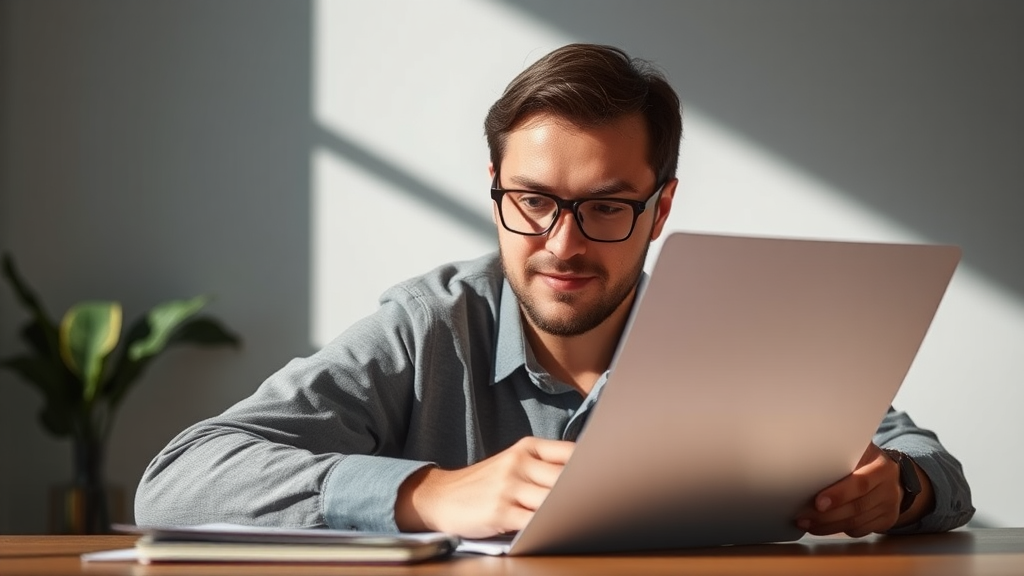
[{"xmin": 2, "ymin": 528, "xmax": 1022, "ymax": 576}]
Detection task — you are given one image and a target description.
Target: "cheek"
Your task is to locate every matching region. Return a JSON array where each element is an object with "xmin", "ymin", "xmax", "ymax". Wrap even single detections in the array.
[
  {"xmin": 607, "ymin": 238, "xmax": 650, "ymax": 272},
  {"xmin": 497, "ymin": 229, "xmax": 547, "ymax": 275},
  {"xmin": 496, "ymin": 230, "xmax": 526, "ymax": 264}
]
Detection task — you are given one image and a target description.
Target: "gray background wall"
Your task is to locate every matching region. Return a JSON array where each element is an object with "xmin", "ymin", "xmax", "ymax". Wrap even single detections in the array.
[
  {"xmin": 1, "ymin": 0, "xmax": 1021, "ymax": 533},
  {"xmin": 0, "ymin": 0, "xmax": 316, "ymax": 533}
]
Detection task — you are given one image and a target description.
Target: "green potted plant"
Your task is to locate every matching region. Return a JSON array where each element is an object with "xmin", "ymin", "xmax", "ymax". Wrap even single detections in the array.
[{"xmin": 1, "ymin": 253, "xmax": 241, "ymax": 534}]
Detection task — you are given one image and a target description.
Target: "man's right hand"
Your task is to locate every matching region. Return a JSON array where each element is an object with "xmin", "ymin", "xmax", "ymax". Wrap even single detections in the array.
[{"xmin": 394, "ymin": 437, "xmax": 575, "ymax": 538}]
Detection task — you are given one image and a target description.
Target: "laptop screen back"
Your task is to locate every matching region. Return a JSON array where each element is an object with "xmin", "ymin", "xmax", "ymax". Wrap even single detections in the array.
[{"xmin": 508, "ymin": 232, "xmax": 961, "ymax": 555}]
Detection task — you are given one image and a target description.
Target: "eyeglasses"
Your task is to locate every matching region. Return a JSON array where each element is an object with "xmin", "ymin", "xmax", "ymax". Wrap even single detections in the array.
[{"xmin": 490, "ymin": 171, "xmax": 664, "ymax": 243}]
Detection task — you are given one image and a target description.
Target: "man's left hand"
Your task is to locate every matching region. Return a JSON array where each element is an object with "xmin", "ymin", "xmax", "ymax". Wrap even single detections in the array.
[{"xmin": 795, "ymin": 443, "xmax": 913, "ymax": 537}]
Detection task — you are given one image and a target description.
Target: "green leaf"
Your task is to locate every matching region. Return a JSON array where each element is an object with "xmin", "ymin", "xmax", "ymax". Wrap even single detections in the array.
[
  {"xmin": 59, "ymin": 301, "xmax": 123, "ymax": 403},
  {"xmin": 2, "ymin": 253, "xmax": 61, "ymax": 359},
  {"xmin": 105, "ymin": 299, "xmax": 241, "ymax": 408},
  {"xmin": 102, "ymin": 316, "xmax": 150, "ymax": 407},
  {"xmin": 127, "ymin": 296, "xmax": 208, "ymax": 361}
]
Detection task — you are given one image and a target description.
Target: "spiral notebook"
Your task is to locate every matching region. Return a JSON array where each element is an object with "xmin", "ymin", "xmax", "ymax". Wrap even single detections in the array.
[{"xmin": 83, "ymin": 523, "xmax": 458, "ymax": 564}]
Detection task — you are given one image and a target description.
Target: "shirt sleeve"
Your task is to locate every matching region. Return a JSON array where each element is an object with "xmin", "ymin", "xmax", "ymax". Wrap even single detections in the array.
[
  {"xmin": 874, "ymin": 407, "xmax": 975, "ymax": 533},
  {"xmin": 134, "ymin": 294, "xmax": 434, "ymax": 532}
]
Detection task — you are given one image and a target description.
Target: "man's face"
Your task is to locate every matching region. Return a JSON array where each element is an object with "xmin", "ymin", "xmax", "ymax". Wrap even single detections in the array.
[{"xmin": 492, "ymin": 112, "xmax": 676, "ymax": 337}]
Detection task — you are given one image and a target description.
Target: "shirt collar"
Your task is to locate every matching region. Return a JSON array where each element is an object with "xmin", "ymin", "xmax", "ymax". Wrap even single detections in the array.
[
  {"xmin": 493, "ymin": 279, "xmax": 528, "ymax": 383},
  {"xmin": 493, "ymin": 279, "xmax": 574, "ymax": 394}
]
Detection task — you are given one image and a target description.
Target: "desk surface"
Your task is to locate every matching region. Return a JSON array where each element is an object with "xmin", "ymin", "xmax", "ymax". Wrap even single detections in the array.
[{"xmin": 2, "ymin": 528, "xmax": 1023, "ymax": 576}]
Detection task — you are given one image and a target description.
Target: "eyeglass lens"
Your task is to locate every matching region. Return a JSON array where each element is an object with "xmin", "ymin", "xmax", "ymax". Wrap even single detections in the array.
[{"xmin": 499, "ymin": 192, "xmax": 637, "ymax": 242}]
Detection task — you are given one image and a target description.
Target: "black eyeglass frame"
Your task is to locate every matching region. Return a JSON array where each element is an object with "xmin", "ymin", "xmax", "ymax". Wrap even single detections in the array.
[{"xmin": 489, "ymin": 171, "xmax": 665, "ymax": 243}]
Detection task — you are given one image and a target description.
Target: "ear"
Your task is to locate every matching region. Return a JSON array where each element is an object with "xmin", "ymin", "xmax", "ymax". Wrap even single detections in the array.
[
  {"xmin": 488, "ymin": 162, "xmax": 496, "ymax": 179},
  {"xmin": 649, "ymin": 178, "xmax": 677, "ymax": 241}
]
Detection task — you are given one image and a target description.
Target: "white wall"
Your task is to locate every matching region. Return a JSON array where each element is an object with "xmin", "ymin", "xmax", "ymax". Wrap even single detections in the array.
[{"xmin": 1, "ymin": 0, "xmax": 1020, "ymax": 532}]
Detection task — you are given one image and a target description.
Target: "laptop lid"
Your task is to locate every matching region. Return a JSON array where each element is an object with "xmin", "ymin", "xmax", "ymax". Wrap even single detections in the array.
[{"xmin": 506, "ymin": 232, "xmax": 961, "ymax": 555}]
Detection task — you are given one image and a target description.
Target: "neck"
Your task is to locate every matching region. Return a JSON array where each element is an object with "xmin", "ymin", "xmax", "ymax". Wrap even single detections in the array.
[{"xmin": 522, "ymin": 288, "xmax": 638, "ymax": 396}]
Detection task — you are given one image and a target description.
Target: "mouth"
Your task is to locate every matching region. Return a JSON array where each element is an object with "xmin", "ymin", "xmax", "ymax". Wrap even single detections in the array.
[
  {"xmin": 534, "ymin": 271, "xmax": 596, "ymax": 292},
  {"xmin": 524, "ymin": 254, "xmax": 605, "ymax": 293}
]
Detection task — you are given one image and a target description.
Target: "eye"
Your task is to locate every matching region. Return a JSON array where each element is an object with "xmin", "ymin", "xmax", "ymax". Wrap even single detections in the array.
[
  {"xmin": 586, "ymin": 201, "xmax": 628, "ymax": 217},
  {"xmin": 514, "ymin": 193, "xmax": 555, "ymax": 212}
]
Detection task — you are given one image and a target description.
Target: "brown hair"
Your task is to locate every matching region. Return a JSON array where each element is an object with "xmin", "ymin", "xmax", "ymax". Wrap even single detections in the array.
[{"xmin": 484, "ymin": 43, "xmax": 682, "ymax": 185}]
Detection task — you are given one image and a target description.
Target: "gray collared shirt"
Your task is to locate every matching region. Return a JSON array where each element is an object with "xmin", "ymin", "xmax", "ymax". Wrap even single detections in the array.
[{"xmin": 135, "ymin": 252, "xmax": 974, "ymax": 534}]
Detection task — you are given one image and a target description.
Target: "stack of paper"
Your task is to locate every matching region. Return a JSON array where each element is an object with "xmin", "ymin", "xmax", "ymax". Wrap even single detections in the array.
[{"xmin": 83, "ymin": 523, "xmax": 459, "ymax": 565}]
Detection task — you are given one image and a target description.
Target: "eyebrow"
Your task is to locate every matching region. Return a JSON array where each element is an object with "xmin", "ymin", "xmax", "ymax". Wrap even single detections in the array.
[{"xmin": 506, "ymin": 174, "xmax": 642, "ymax": 197}]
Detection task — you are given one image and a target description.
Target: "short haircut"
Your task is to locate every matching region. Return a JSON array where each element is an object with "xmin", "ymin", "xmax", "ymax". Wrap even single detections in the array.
[{"xmin": 484, "ymin": 43, "xmax": 683, "ymax": 186}]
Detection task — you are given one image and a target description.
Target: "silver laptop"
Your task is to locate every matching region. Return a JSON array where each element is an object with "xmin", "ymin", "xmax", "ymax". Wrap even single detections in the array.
[{"xmin": 463, "ymin": 231, "xmax": 961, "ymax": 556}]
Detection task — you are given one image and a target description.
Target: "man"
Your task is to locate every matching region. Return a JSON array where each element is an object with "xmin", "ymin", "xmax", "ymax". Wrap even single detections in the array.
[{"xmin": 135, "ymin": 43, "xmax": 973, "ymax": 539}]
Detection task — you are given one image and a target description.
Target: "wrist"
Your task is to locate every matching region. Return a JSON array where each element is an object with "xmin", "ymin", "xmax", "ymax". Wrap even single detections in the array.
[{"xmin": 395, "ymin": 465, "xmax": 437, "ymax": 532}]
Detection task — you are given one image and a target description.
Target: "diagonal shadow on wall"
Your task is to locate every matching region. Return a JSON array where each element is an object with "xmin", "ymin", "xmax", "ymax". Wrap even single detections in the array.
[
  {"xmin": 499, "ymin": 0, "xmax": 1024, "ymax": 298},
  {"xmin": 313, "ymin": 125, "xmax": 494, "ymax": 242}
]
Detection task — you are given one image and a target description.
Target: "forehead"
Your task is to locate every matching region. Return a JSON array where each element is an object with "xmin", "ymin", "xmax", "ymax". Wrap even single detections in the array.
[{"xmin": 501, "ymin": 112, "xmax": 654, "ymax": 191}]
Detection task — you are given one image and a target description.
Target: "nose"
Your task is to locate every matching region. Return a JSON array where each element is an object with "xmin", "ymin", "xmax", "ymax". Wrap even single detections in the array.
[{"xmin": 544, "ymin": 208, "xmax": 588, "ymax": 260}]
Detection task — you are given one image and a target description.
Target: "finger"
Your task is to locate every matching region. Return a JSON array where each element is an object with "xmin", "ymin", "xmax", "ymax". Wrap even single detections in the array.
[
  {"xmin": 804, "ymin": 500, "xmax": 888, "ymax": 535},
  {"xmin": 527, "ymin": 438, "xmax": 575, "ymax": 464},
  {"xmin": 521, "ymin": 458, "xmax": 566, "ymax": 489},
  {"xmin": 801, "ymin": 475, "xmax": 900, "ymax": 526},
  {"xmin": 802, "ymin": 477, "xmax": 903, "ymax": 534},
  {"xmin": 856, "ymin": 442, "xmax": 884, "ymax": 468},
  {"xmin": 495, "ymin": 505, "xmax": 534, "ymax": 536},
  {"xmin": 809, "ymin": 507, "xmax": 893, "ymax": 537},
  {"xmin": 810, "ymin": 483, "xmax": 896, "ymax": 525},
  {"xmin": 845, "ymin": 510, "xmax": 893, "ymax": 538},
  {"xmin": 814, "ymin": 455, "xmax": 894, "ymax": 512},
  {"xmin": 511, "ymin": 481, "xmax": 552, "ymax": 512}
]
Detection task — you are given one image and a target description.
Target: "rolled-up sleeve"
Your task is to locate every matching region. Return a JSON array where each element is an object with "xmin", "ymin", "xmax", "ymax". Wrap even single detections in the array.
[
  {"xmin": 323, "ymin": 455, "xmax": 432, "ymax": 531},
  {"xmin": 874, "ymin": 408, "xmax": 975, "ymax": 533}
]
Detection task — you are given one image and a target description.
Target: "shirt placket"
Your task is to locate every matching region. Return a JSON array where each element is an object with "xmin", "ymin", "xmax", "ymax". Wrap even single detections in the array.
[{"xmin": 561, "ymin": 371, "xmax": 609, "ymax": 442}]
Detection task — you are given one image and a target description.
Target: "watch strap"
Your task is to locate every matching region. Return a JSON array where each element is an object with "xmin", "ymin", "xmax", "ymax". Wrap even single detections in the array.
[{"xmin": 884, "ymin": 448, "xmax": 921, "ymax": 514}]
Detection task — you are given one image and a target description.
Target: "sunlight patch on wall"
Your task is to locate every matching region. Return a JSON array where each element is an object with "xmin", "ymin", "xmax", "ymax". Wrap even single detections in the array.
[
  {"xmin": 310, "ymin": 0, "xmax": 567, "ymax": 346},
  {"xmin": 310, "ymin": 147, "xmax": 494, "ymax": 346}
]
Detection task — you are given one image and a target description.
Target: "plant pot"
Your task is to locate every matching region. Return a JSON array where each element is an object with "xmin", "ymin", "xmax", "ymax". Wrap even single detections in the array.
[
  {"xmin": 46, "ymin": 436, "xmax": 123, "ymax": 534},
  {"xmin": 48, "ymin": 483, "xmax": 125, "ymax": 534}
]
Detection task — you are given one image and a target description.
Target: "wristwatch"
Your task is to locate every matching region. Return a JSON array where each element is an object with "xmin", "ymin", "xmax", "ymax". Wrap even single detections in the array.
[{"xmin": 884, "ymin": 448, "xmax": 922, "ymax": 514}]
